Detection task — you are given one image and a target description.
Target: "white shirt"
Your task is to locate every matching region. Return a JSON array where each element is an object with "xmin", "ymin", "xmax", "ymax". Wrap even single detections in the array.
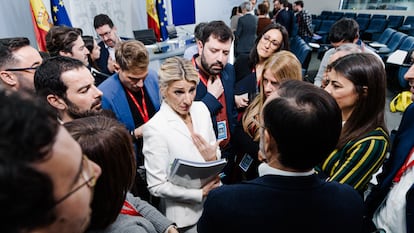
[
  {"xmin": 373, "ymin": 150, "xmax": 414, "ymax": 233},
  {"xmin": 258, "ymin": 162, "xmax": 315, "ymax": 177}
]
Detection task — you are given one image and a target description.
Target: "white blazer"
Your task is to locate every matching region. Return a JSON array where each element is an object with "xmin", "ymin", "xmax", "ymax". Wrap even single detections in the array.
[{"xmin": 143, "ymin": 101, "xmax": 220, "ymax": 227}]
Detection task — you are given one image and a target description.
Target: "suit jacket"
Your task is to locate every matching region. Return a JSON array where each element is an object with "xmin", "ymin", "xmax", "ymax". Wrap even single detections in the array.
[
  {"xmin": 365, "ymin": 103, "xmax": 414, "ymax": 233},
  {"xmin": 275, "ymin": 8, "xmax": 294, "ymax": 36},
  {"xmin": 142, "ymin": 102, "xmax": 220, "ymax": 228},
  {"xmin": 96, "ymin": 37, "xmax": 129, "ymax": 75},
  {"xmin": 235, "ymin": 14, "xmax": 258, "ymax": 55},
  {"xmin": 98, "ymin": 70, "xmax": 161, "ymax": 132},
  {"xmin": 198, "ymin": 174, "xmax": 364, "ymax": 233},
  {"xmin": 194, "ymin": 63, "xmax": 237, "ymax": 137}
]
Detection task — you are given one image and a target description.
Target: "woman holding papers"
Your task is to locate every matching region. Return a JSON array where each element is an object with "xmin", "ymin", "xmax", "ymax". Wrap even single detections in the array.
[{"xmin": 143, "ymin": 57, "xmax": 221, "ymax": 233}]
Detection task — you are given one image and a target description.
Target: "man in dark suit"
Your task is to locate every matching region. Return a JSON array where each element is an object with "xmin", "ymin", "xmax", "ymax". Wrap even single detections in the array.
[
  {"xmin": 235, "ymin": 1, "xmax": 258, "ymax": 57},
  {"xmin": 93, "ymin": 14, "xmax": 128, "ymax": 76},
  {"xmin": 192, "ymin": 20, "xmax": 237, "ymax": 183},
  {"xmin": 273, "ymin": 0, "xmax": 295, "ymax": 37},
  {"xmin": 198, "ymin": 80, "xmax": 364, "ymax": 233}
]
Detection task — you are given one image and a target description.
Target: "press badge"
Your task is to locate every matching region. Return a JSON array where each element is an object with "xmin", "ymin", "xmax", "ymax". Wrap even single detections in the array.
[
  {"xmin": 239, "ymin": 153, "xmax": 253, "ymax": 172},
  {"xmin": 217, "ymin": 121, "xmax": 227, "ymax": 140}
]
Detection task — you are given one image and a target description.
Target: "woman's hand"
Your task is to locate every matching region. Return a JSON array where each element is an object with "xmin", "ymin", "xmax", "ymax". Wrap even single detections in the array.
[
  {"xmin": 234, "ymin": 94, "xmax": 249, "ymax": 108},
  {"xmin": 192, "ymin": 133, "xmax": 220, "ymax": 161},
  {"xmin": 202, "ymin": 176, "xmax": 220, "ymax": 197},
  {"xmin": 166, "ymin": 225, "xmax": 179, "ymax": 233}
]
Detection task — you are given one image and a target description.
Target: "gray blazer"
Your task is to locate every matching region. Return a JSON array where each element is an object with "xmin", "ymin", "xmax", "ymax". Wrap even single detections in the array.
[{"xmin": 235, "ymin": 14, "xmax": 258, "ymax": 56}]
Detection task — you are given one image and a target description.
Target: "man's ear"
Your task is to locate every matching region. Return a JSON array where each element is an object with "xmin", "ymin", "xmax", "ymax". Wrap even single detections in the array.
[
  {"xmin": 197, "ymin": 40, "xmax": 203, "ymax": 55},
  {"xmin": 264, "ymin": 129, "xmax": 277, "ymax": 156},
  {"xmin": 113, "ymin": 63, "xmax": 120, "ymax": 73},
  {"xmin": 0, "ymin": 71, "xmax": 17, "ymax": 87},
  {"xmin": 59, "ymin": 51, "xmax": 71, "ymax": 58},
  {"xmin": 46, "ymin": 94, "xmax": 67, "ymax": 111}
]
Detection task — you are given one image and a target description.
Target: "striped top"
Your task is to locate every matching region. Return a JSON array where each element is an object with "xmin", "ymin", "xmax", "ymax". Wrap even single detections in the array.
[{"xmin": 319, "ymin": 127, "xmax": 389, "ymax": 193}]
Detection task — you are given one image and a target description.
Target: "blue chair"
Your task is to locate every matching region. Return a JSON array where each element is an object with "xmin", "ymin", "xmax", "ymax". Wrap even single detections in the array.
[
  {"xmin": 343, "ymin": 12, "xmax": 356, "ymax": 19},
  {"xmin": 327, "ymin": 15, "xmax": 341, "ymax": 21},
  {"xmin": 320, "ymin": 11, "xmax": 332, "ymax": 20},
  {"xmin": 315, "ymin": 20, "xmax": 335, "ymax": 44},
  {"xmin": 399, "ymin": 16, "xmax": 414, "ymax": 32},
  {"xmin": 377, "ymin": 32, "xmax": 408, "ymax": 59},
  {"xmin": 361, "ymin": 18, "xmax": 389, "ymax": 41},
  {"xmin": 312, "ymin": 19, "xmax": 322, "ymax": 32},
  {"xmin": 371, "ymin": 28, "xmax": 397, "ymax": 45},
  {"xmin": 356, "ymin": 17, "xmax": 370, "ymax": 34},
  {"xmin": 372, "ymin": 14, "xmax": 387, "ymax": 20},
  {"xmin": 289, "ymin": 36, "xmax": 312, "ymax": 78},
  {"xmin": 388, "ymin": 15, "xmax": 405, "ymax": 29},
  {"xmin": 398, "ymin": 36, "xmax": 414, "ymax": 52},
  {"xmin": 357, "ymin": 13, "xmax": 371, "ymax": 19}
]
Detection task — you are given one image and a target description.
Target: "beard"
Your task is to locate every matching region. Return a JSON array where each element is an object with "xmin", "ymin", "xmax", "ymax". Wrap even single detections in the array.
[
  {"xmin": 65, "ymin": 97, "xmax": 102, "ymax": 120},
  {"xmin": 200, "ymin": 54, "xmax": 224, "ymax": 75}
]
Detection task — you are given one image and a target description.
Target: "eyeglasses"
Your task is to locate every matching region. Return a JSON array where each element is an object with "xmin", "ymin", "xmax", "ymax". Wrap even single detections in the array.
[
  {"xmin": 54, "ymin": 155, "xmax": 97, "ymax": 205},
  {"xmin": 5, "ymin": 66, "xmax": 38, "ymax": 73},
  {"xmin": 98, "ymin": 30, "xmax": 112, "ymax": 39},
  {"xmin": 261, "ymin": 35, "xmax": 281, "ymax": 48}
]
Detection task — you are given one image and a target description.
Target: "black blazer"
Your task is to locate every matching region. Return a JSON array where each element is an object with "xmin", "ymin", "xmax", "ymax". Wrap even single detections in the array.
[{"xmin": 198, "ymin": 174, "xmax": 364, "ymax": 233}]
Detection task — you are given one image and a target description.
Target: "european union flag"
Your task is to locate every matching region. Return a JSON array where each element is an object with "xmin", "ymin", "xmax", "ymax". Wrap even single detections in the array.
[
  {"xmin": 51, "ymin": 0, "xmax": 72, "ymax": 27},
  {"xmin": 156, "ymin": 0, "xmax": 168, "ymax": 41}
]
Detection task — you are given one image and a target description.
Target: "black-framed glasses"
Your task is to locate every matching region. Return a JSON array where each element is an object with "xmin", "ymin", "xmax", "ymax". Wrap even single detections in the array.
[
  {"xmin": 98, "ymin": 30, "xmax": 112, "ymax": 39},
  {"xmin": 5, "ymin": 67, "xmax": 38, "ymax": 72},
  {"xmin": 54, "ymin": 155, "xmax": 97, "ymax": 205}
]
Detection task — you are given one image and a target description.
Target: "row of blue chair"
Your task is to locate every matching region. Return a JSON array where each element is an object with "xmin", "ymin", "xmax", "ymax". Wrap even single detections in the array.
[
  {"xmin": 368, "ymin": 29, "xmax": 414, "ymax": 90},
  {"xmin": 311, "ymin": 16, "xmax": 414, "ymax": 44},
  {"xmin": 314, "ymin": 12, "xmax": 413, "ymax": 33}
]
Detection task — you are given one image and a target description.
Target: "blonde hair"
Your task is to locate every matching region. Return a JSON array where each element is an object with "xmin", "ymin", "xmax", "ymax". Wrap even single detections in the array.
[
  {"xmin": 242, "ymin": 51, "xmax": 302, "ymax": 141},
  {"xmin": 115, "ymin": 40, "xmax": 149, "ymax": 71},
  {"xmin": 158, "ymin": 56, "xmax": 199, "ymax": 93}
]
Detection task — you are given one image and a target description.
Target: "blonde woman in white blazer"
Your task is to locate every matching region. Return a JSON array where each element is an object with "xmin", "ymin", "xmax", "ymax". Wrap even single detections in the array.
[{"xmin": 143, "ymin": 57, "xmax": 221, "ymax": 233}]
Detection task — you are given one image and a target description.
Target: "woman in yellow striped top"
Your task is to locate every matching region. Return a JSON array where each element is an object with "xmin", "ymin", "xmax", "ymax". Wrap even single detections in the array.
[{"xmin": 317, "ymin": 53, "xmax": 389, "ymax": 194}]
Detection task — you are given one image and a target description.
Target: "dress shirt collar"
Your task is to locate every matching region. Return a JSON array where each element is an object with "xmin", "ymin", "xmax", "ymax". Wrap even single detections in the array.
[{"xmin": 258, "ymin": 162, "xmax": 315, "ymax": 177}]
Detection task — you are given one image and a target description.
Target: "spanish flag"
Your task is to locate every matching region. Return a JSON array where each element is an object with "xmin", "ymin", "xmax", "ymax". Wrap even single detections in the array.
[
  {"xmin": 30, "ymin": 0, "xmax": 52, "ymax": 52},
  {"xmin": 146, "ymin": 0, "xmax": 161, "ymax": 41}
]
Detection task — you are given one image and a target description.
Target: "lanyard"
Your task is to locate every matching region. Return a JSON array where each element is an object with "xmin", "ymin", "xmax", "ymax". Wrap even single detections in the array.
[
  {"xmin": 120, "ymin": 200, "xmax": 142, "ymax": 216},
  {"xmin": 393, "ymin": 148, "xmax": 414, "ymax": 183},
  {"xmin": 126, "ymin": 88, "xmax": 149, "ymax": 123}
]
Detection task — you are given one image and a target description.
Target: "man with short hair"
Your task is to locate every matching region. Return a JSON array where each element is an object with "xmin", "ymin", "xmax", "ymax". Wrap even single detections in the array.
[
  {"xmin": 235, "ymin": 2, "xmax": 258, "ymax": 57},
  {"xmin": 34, "ymin": 56, "xmax": 103, "ymax": 123},
  {"xmin": 0, "ymin": 37, "xmax": 42, "ymax": 93},
  {"xmin": 273, "ymin": 0, "xmax": 295, "ymax": 36},
  {"xmin": 0, "ymin": 90, "xmax": 102, "ymax": 233},
  {"xmin": 192, "ymin": 21, "xmax": 237, "ymax": 160},
  {"xmin": 98, "ymin": 40, "xmax": 160, "ymax": 200},
  {"xmin": 293, "ymin": 0, "xmax": 313, "ymax": 42},
  {"xmin": 197, "ymin": 80, "xmax": 364, "ymax": 233},
  {"xmin": 183, "ymin": 22, "xmax": 207, "ymax": 60},
  {"xmin": 314, "ymin": 18, "xmax": 383, "ymax": 87},
  {"xmin": 94, "ymin": 14, "xmax": 127, "ymax": 75},
  {"xmin": 46, "ymin": 26, "xmax": 89, "ymax": 65}
]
